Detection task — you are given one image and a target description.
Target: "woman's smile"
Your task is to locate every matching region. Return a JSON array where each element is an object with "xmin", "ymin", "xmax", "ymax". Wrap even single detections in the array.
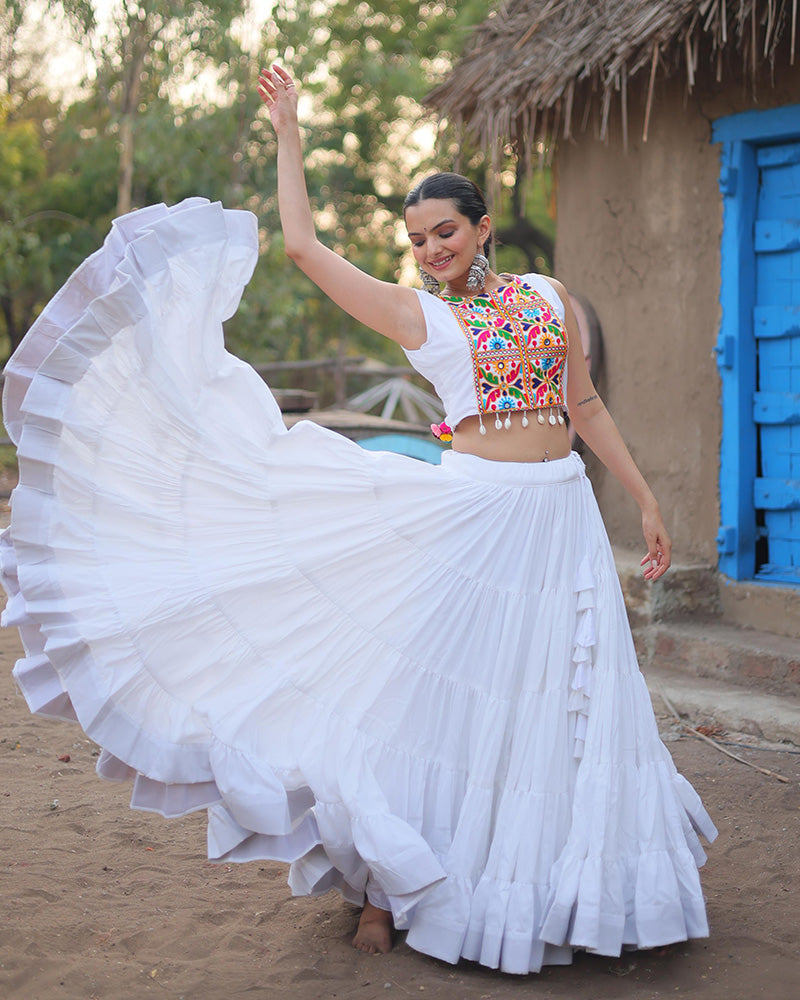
[{"xmin": 427, "ymin": 254, "xmax": 455, "ymax": 270}]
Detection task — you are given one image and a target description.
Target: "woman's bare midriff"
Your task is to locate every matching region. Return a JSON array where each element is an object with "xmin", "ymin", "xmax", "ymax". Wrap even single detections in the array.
[{"xmin": 452, "ymin": 414, "xmax": 572, "ymax": 463}]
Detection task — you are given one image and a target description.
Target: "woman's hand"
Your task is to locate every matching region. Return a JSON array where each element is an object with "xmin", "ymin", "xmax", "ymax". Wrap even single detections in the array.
[
  {"xmin": 640, "ymin": 502, "xmax": 671, "ymax": 581},
  {"xmin": 257, "ymin": 64, "xmax": 299, "ymax": 133}
]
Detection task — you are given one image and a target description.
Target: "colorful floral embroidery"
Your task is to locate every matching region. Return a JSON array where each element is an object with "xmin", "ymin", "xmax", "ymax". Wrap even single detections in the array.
[{"xmin": 441, "ymin": 277, "xmax": 568, "ymax": 418}]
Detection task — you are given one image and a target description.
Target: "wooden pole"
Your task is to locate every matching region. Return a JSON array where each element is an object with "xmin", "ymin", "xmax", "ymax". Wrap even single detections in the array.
[{"xmin": 642, "ymin": 43, "xmax": 659, "ymax": 142}]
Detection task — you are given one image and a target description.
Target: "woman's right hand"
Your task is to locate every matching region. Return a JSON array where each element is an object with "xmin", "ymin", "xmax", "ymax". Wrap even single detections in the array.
[{"xmin": 257, "ymin": 64, "xmax": 299, "ymax": 134}]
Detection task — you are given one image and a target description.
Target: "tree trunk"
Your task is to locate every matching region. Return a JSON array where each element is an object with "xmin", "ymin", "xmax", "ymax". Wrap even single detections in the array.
[
  {"xmin": 496, "ymin": 158, "xmax": 555, "ymax": 271},
  {"xmin": 496, "ymin": 217, "xmax": 555, "ymax": 271},
  {"xmin": 115, "ymin": 17, "xmax": 148, "ymax": 217},
  {"xmin": 1, "ymin": 293, "xmax": 21, "ymax": 359},
  {"xmin": 117, "ymin": 112, "xmax": 136, "ymax": 216}
]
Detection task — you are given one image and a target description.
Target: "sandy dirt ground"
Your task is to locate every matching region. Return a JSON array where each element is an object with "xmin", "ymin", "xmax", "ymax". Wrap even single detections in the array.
[{"xmin": 1, "ymin": 623, "xmax": 799, "ymax": 1000}]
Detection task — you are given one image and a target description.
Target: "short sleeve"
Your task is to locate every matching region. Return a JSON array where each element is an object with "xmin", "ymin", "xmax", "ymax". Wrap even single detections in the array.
[{"xmin": 402, "ymin": 291, "xmax": 475, "ymax": 430}]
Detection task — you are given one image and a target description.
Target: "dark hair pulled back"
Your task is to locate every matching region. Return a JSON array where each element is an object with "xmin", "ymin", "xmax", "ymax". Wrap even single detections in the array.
[{"xmin": 404, "ymin": 172, "xmax": 492, "ymax": 256}]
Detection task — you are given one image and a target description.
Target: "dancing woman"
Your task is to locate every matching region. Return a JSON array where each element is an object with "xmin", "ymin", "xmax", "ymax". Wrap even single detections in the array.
[{"xmin": 0, "ymin": 64, "xmax": 716, "ymax": 976}]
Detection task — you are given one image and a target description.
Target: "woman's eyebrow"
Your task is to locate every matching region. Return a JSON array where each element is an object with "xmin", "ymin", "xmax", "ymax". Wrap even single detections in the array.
[{"xmin": 407, "ymin": 219, "xmax": 457, "ymax": 237}]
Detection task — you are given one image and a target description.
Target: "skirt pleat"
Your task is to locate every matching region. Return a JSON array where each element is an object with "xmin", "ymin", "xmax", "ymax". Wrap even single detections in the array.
[{"xmin": 0, "ymin": 199, "xmax": 716, "ymax": 974}]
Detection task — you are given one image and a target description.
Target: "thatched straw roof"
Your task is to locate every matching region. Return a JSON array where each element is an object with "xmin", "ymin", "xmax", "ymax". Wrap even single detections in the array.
[{"xmin": 426, "ymin": 0, "xmax": 798, "ymax": 151}]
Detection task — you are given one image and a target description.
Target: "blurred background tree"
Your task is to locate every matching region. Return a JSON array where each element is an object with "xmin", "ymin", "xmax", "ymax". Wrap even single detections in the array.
[
  {"xmin": 0, "ymin": 0, "xmax": 556, "ymax": 387},
  {"xmin": 0, "ymin": 0, "xmax": 97, "ymax": 355}
]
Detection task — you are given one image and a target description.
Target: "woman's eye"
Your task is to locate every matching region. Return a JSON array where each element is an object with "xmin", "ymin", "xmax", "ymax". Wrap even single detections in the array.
[{"xmin": 440, "ymin": 231, "xmax": 455, "ymax": 239}]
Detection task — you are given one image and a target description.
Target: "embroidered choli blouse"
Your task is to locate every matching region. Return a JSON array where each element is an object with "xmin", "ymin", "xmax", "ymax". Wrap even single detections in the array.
[{"xmin": 404, "ymin": 274, "xmax": 569, "ymax": 432}]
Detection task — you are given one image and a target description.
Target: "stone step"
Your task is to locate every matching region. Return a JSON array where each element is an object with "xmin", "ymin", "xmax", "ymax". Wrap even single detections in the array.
[
  {"xmin": 643, "ymin": 665, "xmax": 800, "ymax": 745},
  {"xmin": 614, "ymin": 548, "xmax": 721, "ymax": 626},
  {"xmin": 632, "ymin": 618, "xmax": 800, "ymax": 701}
]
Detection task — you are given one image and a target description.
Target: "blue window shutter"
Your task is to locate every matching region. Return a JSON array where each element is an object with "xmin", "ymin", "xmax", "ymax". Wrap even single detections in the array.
[{"xmin": 714, "ymin": 104, "xmax": 800, "ymax": 585}]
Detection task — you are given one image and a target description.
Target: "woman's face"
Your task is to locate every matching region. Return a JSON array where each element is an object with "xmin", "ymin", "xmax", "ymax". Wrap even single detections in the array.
[{"xmin": 405, "ymin": 198, "xmax": 490, "ymax": 288}]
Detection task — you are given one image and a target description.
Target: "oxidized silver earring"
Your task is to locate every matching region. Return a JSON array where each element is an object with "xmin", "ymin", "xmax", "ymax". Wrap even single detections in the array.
[
  {"xmin": 466, "ymin": 251, "xmax": 490, "ymax": 292},
  {"xmin": 419, "ymin": 266, "xmax": 441, "ymax": 295}
]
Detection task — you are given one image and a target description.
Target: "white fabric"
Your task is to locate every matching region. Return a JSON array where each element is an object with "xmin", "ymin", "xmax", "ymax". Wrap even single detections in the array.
[
  {"xmin": 405, "ymin": 275, "xmax": 568, "ymax": 430},
  {"xmin": 0, "ymin": 200, "xmax": 717, "ymax": 975}
]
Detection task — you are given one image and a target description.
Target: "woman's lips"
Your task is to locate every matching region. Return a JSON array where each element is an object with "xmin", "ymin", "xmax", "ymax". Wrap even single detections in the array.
[{"xmin": 428, "ymin": 256, "xmax": 454, "ymax": 271}]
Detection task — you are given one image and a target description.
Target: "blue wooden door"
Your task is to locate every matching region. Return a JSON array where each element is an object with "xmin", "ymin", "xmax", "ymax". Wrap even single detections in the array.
[{"xmin": 754, "ymin": 142, "xmax": 800, "ymax": 582}]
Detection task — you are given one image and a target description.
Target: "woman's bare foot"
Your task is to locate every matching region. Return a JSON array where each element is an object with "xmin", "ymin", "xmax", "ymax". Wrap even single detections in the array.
[{"xmin": 352, "ymin": 901, "xmax": 393, "ymax": 954}]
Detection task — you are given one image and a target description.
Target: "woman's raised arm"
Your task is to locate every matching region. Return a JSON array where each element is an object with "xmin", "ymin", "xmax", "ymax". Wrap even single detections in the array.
[{"xmin": 257, "ymin": 66, "xmax": 426, "ymax": 350}]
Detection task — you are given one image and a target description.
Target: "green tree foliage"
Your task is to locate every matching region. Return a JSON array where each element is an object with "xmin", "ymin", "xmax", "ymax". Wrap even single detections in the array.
[
  {"xmin": 267, "ymin": 0, "xmax": 489, "ymax": 203},
  {"xmin": 0, "ymin": 100, "xmax": 48, "ymax": 353},
  {"xmin": 0, "ymin": 1, "xmax": 265, "ymax": 358},
  {"xmin": 0, "ymin": 1, "xmax": 101, "ymax": 355},
  {"xmin": 1, "ymin": 0, "xmax": 556, "ymax": 378},
  {"xmin": 56, "ymin": 1, "xmax": 250, "ymax": 214}
]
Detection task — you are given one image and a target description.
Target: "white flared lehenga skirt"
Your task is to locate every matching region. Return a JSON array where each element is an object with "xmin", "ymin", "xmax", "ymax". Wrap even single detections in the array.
[{"xmin": 0, "ymin": 199, "xmax": 717, "ymax": 975}]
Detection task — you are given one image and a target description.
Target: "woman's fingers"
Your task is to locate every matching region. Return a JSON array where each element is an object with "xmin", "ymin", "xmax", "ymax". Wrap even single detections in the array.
[
  {"xmin": 640, "ymin": 542, "xmax": 670, "ymax": 581},
  {"xmin": 258, "ymin": 68, "xmax": 280, "ymax": 87},
  {"xmin": 257, "ymin": 69, "xmax": 276, "ymax": 103},
  {"xmin": 641, "ymin": 553, "xmax": 659, "ymax": 581},
  {"xmin": 640, "ymin": 508, "xmax": 671, "ymax": 582},
  {"xmin": 271, "ymin": 63, "xmax": 295, "ymax": 86},
  {"xmin": 257, "ymin": 66, "xmax": 297, "ymax": 108}
]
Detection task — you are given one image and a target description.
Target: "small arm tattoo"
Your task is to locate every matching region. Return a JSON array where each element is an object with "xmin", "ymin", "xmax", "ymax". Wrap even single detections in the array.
[{"xmin": 576, "ymin": 394, "xmax": 598, "ymax": 406}]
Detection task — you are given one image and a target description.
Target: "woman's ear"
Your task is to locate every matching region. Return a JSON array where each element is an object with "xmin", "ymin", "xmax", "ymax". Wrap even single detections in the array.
[{"xmin": 478, "ymin": 214, "xmax": 492, "ymax": 248}]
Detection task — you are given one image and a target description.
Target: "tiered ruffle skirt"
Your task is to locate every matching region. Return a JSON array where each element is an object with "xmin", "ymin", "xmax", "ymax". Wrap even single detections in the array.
[{"xmin": 0, "ymin": 199, "xmax": 717, "ymax": 974}]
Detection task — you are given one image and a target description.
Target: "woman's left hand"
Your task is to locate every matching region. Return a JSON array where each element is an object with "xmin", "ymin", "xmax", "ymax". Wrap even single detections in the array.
[{"xmin": 640, "ymin": 503, "xmax": 671, "ymax": 581}]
